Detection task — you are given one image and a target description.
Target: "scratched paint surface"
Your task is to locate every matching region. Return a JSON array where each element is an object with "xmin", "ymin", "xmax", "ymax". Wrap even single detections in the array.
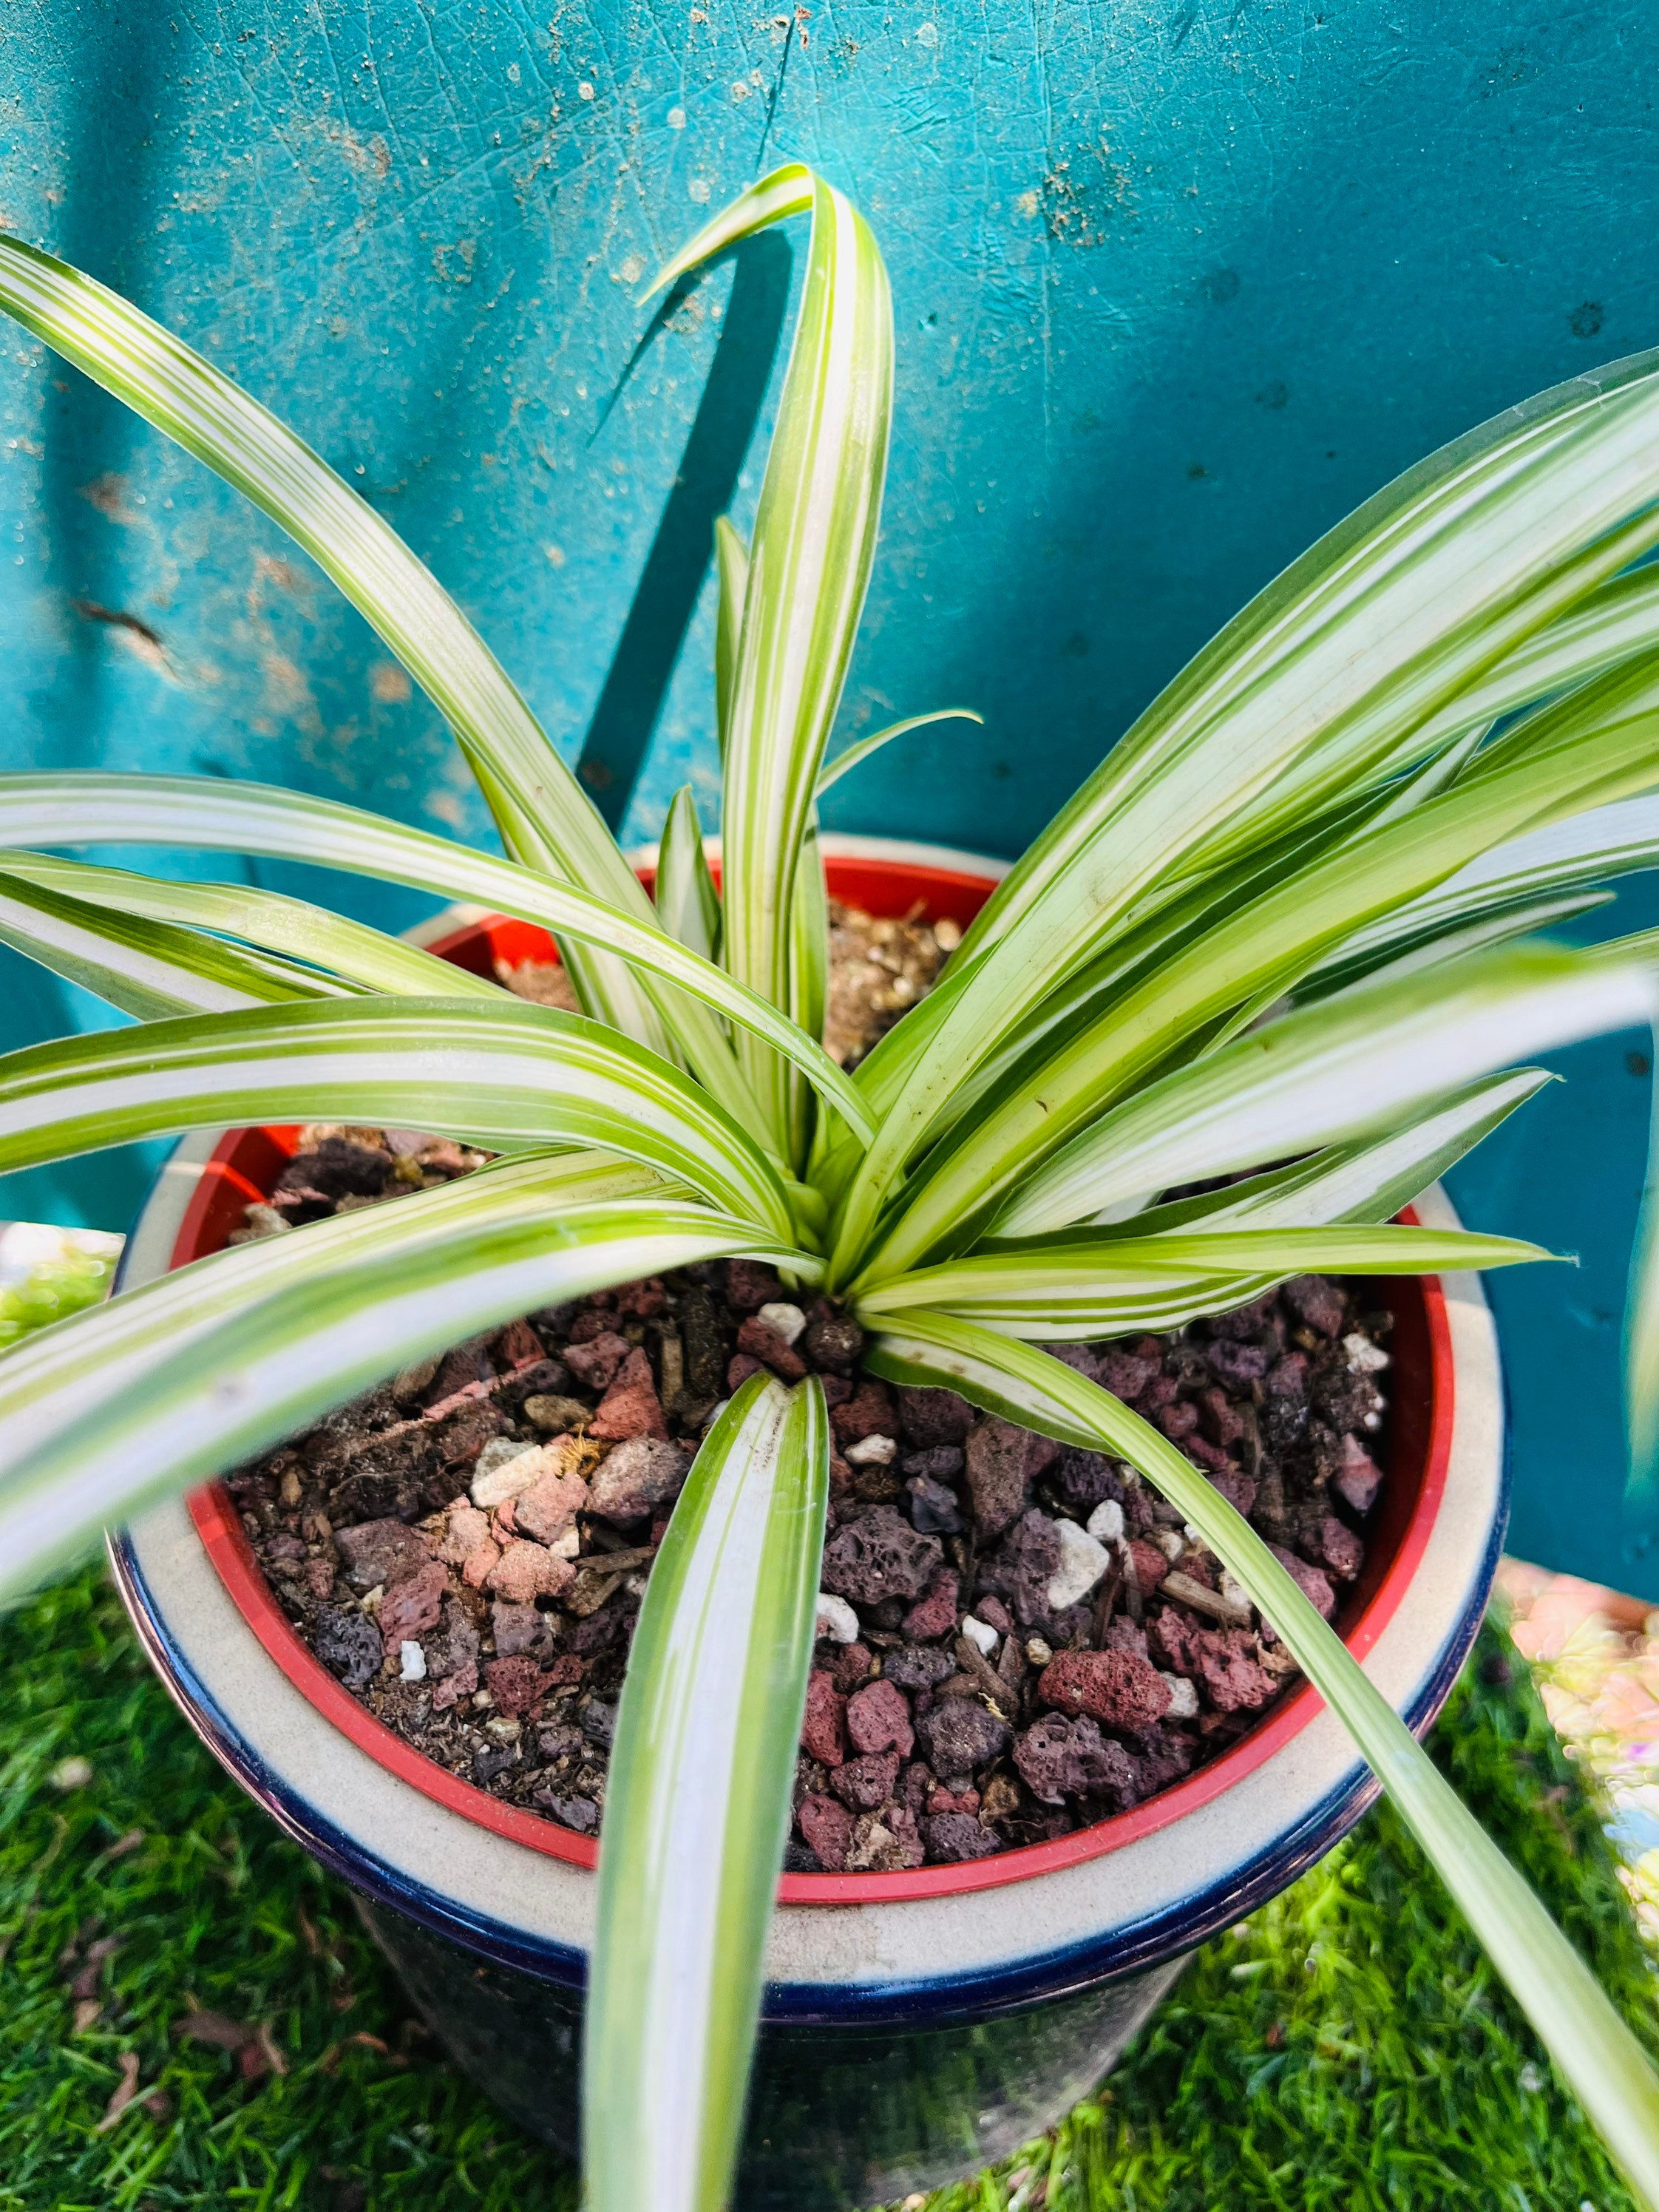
[{"xmin": 1, "ymin": 0, "xmax": 1657, "ymax": 1585}]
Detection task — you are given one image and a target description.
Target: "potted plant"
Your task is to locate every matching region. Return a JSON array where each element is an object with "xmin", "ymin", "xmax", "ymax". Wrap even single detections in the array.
[{"xmin": 2, "ymin": 161, "xmax": 1659, "ymax": 2209}]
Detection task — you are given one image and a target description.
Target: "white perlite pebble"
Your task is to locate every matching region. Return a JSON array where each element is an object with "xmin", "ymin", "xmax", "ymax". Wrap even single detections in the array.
[
  {"xmin": 844, "ymin": 1432, "xmax": 897, "ymax": 1467},
  {"xmin": 1086, "ymin": 1499, "xmax": 1124, "ymax": 1545},
  {"xmin": 1344, "ymin": 1332, "xmax": 1391, "ymax": 1374},
  {"xmin": 757, "ymin": 1300, "xmax": 807, "ymax": 1346},
  {"xmin": 470, "ymin": 1442, "xmax": 547, "ymax": 1509},
  {"xmin": 1151, "ymin": 1526, "xmax": 1187, "ymax": 1563},
  {"xmin": 1161, "ymin": 1672, "xmax": 1198, "ymax": 1719},
  {"xmin": 1220, "ymin": 1571, "xmax": 1252, "ymax": 1615},
  {"xmin": 398, "ymin": 1640, "xmax": 427, "ymax": 1683},
  {"xmin": 1045, "ymin": 1519, "xmax": 1111, "ymax": 1610},
  {"xmin": 1025, "ymin": 1635, "xmax": 1054, "ymax": 1666},
  {"xmin": 815, "ymin": 1592, "xmax": 861, "ymax": 1644},
  {"xmin": 960, "ymin": 1614, "xmax": 998, "ymax": 1658}
]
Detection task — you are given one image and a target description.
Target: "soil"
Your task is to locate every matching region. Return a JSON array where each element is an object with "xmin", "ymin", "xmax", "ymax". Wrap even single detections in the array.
[{"xmin": 222, "ymin": 900, "xmax": 1394, "ymax": 1873}]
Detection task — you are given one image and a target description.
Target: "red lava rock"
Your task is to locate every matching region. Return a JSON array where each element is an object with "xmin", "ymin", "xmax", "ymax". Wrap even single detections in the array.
[
  {"xmin": 1304, "ymin": 1514, "xmax": 1365, "ymax": 1581},
  {"xmin": 830, "ymin": 1751, "xmax": 902, "ymax": 1811},
  {"xmin": 882, "ymin": 1645, "xmax": 956, "ymax": 1694},
  {"xmin": 590, "ymin": 1346, "xmax": 669, "ymax": 1440},
  {"xmin": 1284, "ymin": 1275, "xmax": 1345, "ymax": 1339},
  {"xmin": 915, "ymin": 1699, "xmax": 1011, "ymax": 1785},
  {"xmin": 1038, "ymin": 1649, "xmax": 1170, "ymax": 1731},
  {"xmin": 727, "ymin": 1354, "xmax": 767, "ymax": 1391},
  {"xmin": 616, "ymin": 1277, "xmax": 667, "ymax": 1319},
  {"xmin": 1149, "ymin": 1604, "xmax": 1199, "ymax": 1672},
  {"xmin": 377, "ymin": 1560, "xmax": 449, "ymax": 1651},
  {"xmin": 801, "ymin": 1670, "xmax": 848, "ymax": 1766},
  {"xmin": 927, "ymin": 1784, "xmax": 980, "ymax": 1817},
  {"xmin": 1208, "ymin": 1466, "xmax": 1258, "ymax": 1518},
  {"xmin": 829, "ymin": 1640, "xmax": 875, "ymax": 1693},
  {"xmin": 514, "ymin": 1465, "xmax": 588, "ymax": 1544},
  {"xmin": 1204, "ymin": 1337, "xmax": 1270, "ymax": 1387},
  {"xmin": 821, "ymin": 1506, "xmax": 943, "ymax": 1607},
  {"xmin": 588, "ymin": 1436, "xmax": 691, "ymax": 1522},
  {"xmin": 484, "ymin": 1654, "xmax": 552, "ymax": 1717},
  {"xmin": 963, "ymin": 1416, "xmax": 1038, "ymax": 1538},
  {"xmin": 549, "ymin": 1652, "xmax": 585, "ymax": 1686},
  {"xmin": 461, "ymin": 1536, "xmax": 501, "ymax": 1588},
  {"xmin": 1157, "ymin": 1400, "xmax": 1198, "ymax": 1439},
  {"xmin": 975, "ymin": 1594, "xmax": 1015, "ymax": 1637},
  {"xmin": 1096, "ymin": 1348, "xmax": 1156, "ymax": 1399},
  {"xmin": 563, "ymin": 1331, "xmax": 631, "ymax": 1391},
  {"xmin": 901, "ymin": 1566, "xmax": 961, "ymax": 1643},
  {"xmin": 725, "ymin": 1258, "xmax": 783, "ymax": 1312},
  {"xmin": 567, "ymin": 1309, "xmax": 610, "ymax": 1343},
  {"xmin": 1334, "ymin": 1434, "xmax": 1385, "ymax": 1516},
  {"xmin": 896, "ymin": 1385, "xmax": 976, "ymax": 1448},
  {"xmin": 736, "ymin": 1314, "xmax": 808, "ymax": 1382},
  {"xmin": 923, "ymin": 1813, "xmax": 1001, "ymax": 1863},
  {"xmin": 490, "ymin": 1599, "xmax": 556, "ymax": 1661},
  {"xmin": 1125, "ymin": 1539, "xmax": 1171, "ymax": 1598},
  {"xmin": 495, "ymin": 1319, "xmax": 544, "ymax": 1369},
  {"xmin": 1197, "ymin": 1385, "xmax": 1246, "ymax": 1448},
  {"xmin": 432, "ymin": 1661, "xmax": 479, "ymax": 1710},
  {"xmin": 1192, "ymin": 1629, "xmax": 1278, "ymax": 1713},
  {"xmin": 802, "ymin": 1304, "xmax": 864, "ymax": 1374},
  {"xmin": 334, "ymin": 1519, "xmax": 431, "ymax": 1594},
  {"xmin": 1266, "ymin": 1543, "xmax": 1337, "ymax": 1622},
  {"xmin": 847, "ymin": 1677, "xmax": 915, "ymax": 1758},
  {"xmin": 1265, "ymin": 1350, "xmax": 1309, "ymax": 1398},
  {"xmin": 798, "ymin": 1793, "xmax": 854, "ymax": 1870},
  {"xmin": 486, "ymin": 1541, "xmax": 576, "ymax": 1604},
  {"xmin": 830, "ymin": 1380, "xmax": 896, "ymax": 1447}
]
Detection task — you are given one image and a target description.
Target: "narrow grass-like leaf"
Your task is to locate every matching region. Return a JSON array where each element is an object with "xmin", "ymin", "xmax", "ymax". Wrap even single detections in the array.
[
  {"xmin": 983, "ymin": 946, "xmax": 1651, "ymax": 1246},
  {"xmin": 0, "ymin": 1201, "xmax": 808, "ymax": 1603},
  {"xmin": 0, "ymin": 849, "xmax": 502, "ymax": 1000},
  {"xmin": 657, "ymin": 787, "xmax": 722, "ymax": 963},
  {"xmin": 0, "ymin": 230, "xmax": 668, "ymax": 1044},
  {"xmin": 657, "ymin": 168, "xmax": 892, "ymax": 1153},
  {"xmin": 714, "ymin": 516, "xmax": 748, "ymax": 759},
  {"xmin": 586, "ymin": 1371, "xmax": 828, "ymax": 2212},
  {"xmin": 0, "ymin": 776, "xmax": 875, "ymax": 1147},
  {"xmin": 0, "ymin": 865, "xmax": 347, "ymax": 1019},
  {"xmin": 0, "ymin": 997, "xmax": 807, "ymax": 1241},
  {"xmin": 859, "ymin": 1312, "xmax": 1659, "ymax": 2212},
  {"xmin": 814, "ymin": 709, "xmax": 984, "ymax": 796}
]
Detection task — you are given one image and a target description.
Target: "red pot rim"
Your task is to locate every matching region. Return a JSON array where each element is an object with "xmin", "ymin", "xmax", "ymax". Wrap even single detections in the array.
[{"xmin": 177, "ymin": 852, "xmax": 1453, "ymax": 1907}]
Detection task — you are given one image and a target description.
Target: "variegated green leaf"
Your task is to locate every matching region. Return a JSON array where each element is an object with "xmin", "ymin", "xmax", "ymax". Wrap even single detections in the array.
[
  {"xmin": 0, "ymin": 775, "xmax": 875, "ymax": 1149},
  {"xmin": 653, "ymin": 166, "xmax": 892, "ymax": 1154},
  {"xmin": 0, "ymin": 1198, "xmax": 809, "ymax": 1603},
  {"xmin": 0, "ymin": 997, "xmax": 808, "ymax": 1242},
  {"xmin": 0, "ymin": 849, "xmax": 502, "ymax": 1000},
  {"xmin": 983, "ymin": 945, "xmax": 1651, "ymax": 1248},
  {"xmin": 0, "ymin": 230, "xmax": 669, "ymax": 1045},
  {"xmin": 0, "ymin": 864, "xmax": 349, "ymax": 1019},
  {"xmin": 814, "ymin": 708, "xmax": 984, "ymax": 797},
  {"xmin": 657, "ymin": 787, "xmax": 722, "ymax": 963},
  {"xmin": 586, "ymin": 1371, "xmax": 828, "ymax": 2212},
  {"xmin": 714, "ymin": 516, "xmax": 748, "ymax": 759},
  {"xmin": 861, "ymin": 1313, "xmax": 1659, "ymax": 2212},
  {"xmin": 855, "ymin": 1224, "xmax": 1553, "ymax": 1340}
]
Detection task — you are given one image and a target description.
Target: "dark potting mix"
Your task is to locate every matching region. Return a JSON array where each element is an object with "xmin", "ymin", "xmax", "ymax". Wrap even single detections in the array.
[{"xmin": 224, "ymin": 903, "xmax": 1394, "ymax": 1873}]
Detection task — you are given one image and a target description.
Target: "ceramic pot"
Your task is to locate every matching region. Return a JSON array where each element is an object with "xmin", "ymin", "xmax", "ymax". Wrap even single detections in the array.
[{"xmin": 109, "ymin": 837, "xmax": 1507, "ymax": 2210}]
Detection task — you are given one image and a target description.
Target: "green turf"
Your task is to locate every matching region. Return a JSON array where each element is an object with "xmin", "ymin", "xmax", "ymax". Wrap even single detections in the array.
[{"xmin": 2, "ymin": 1261, "xmax": 1656, "ymax": 2208}]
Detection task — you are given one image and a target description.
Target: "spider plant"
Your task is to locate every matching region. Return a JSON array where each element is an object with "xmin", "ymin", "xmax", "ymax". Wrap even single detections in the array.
[{"xmin": 1, "ymin": 160, "xmax": 1659, "ymax": 2208}]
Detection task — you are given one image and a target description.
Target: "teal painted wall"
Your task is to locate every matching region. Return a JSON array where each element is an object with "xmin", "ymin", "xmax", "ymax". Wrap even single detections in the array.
[{"xmin": 1, "ymin": 0, "xmax": 1657, "ymax": 1585}]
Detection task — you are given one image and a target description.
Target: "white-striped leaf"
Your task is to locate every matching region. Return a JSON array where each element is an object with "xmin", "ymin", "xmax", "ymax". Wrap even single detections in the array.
[
  {"xmin": 0, "ymin": 1199, "xmax": 809, "ymax": 1603},
  {"xmin": 653, "ymin": 166, "xmax": 892, "ymax": 1153},
  {"xmin": 0, "ymin": 775, "xmax": 875, "ymax": 1149},
  {"xmin": 814, "ymin": 708, "xmax": 984, "ymax": 797},
  {"xmin": 0, "ymin": 997, "xmax": 806, "ymax": 1241},
  {"xmin": 657, "ymin": 787, "xmax": 722, "ymax": 963},
  {"xmin": 0, "ymin": 230, "xmax": 669, "ymax": 1045},
  {"xmin": 586, "ymin": 1372, "xmax": 828, "ymax": 2212},
  {"xmin": 859, "ymin": 1312, "xmax": 1659, "ymax": 2211}
]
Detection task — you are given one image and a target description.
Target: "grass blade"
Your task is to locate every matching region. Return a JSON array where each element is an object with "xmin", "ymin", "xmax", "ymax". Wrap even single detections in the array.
[
  {"xmin": 657, "ymin": 787, "xmax": 722, "ymax": 963},
  {"xmin": 586, "ymin": 1371, "xmax": 828, "ymax": 2212},
  {"xmin": 814, "ymin": 708, "xmax": 984, "ymax": 797}
]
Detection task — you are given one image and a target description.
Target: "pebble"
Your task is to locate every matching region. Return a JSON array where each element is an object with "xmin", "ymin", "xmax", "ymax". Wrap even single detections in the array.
[
  {"xmin": 915, "ymin": 1699, "xmax": 1011, "ymax": 1785},
  {"xmin": 591, "ymin": 1346, "xmax": 670, "ymax": 1440},
  {"xmin": 335, "ymin": 1518, "xmax": 430, "ymax": 1593},
  {"xmin": 815, "ymin": 1592, "xmax": 861, "ymax": 1644},
  {"xmin": 316, "ymin": 1607, "xmax": 383, "ymax": 1689},
  {"xmin": 377, "ymin": 1561, "xmax": 449, "ymax": 1652},
  {"xmin": 523, "ymin": 1392, "xmax": 591, "ymax": 1434},
  {"xmin": 1344, "ymin": 1332, "xmax": 1390, "ymax": 1374},
  {"xmin": 1025, "ymin": 1635, "xmax": 1053, "ymax": 1666},
  {"xmin": 472, "ymin": 1442, "xmax": 559, "ymax": 1510},
  {"xmin": 588, "ymin": 1435, "xmax": 691, "ymax": 1521},
  {"xmin": 799, "ymin": 1793, "xmax": 853, "ymax": 1869},
  {"xmin": 486, "ymin": 1541, "xmax": 577, "ymax": 1604},
  {"xmin": 960, "ymin": 1614, "xmax": 998, "ymax": 1658},
  {"xmin": 1160, "ymin": 1671, "xmax": 1198, "ymax": 1719},
  {"xmin": 847, "ymin": 1678, "xmax": 915, "ymax": 1758},
  {"xmin": 1038, "ymin": 1649, "xmax": 1171, "ymax": 1731},
  {"xmin": 513, "ymin": 1456, "xmax": 590, "ymax": 1544},
  {"xmin": 801, "ymin": 1671, "xmax": 849, "ymax": 1765},
  {"xmin": 844, "ymin": 1433, "xmax": 898, "ymax": 1468},
  {"xmin": 821, "ymin": 1507, "xmax": 943, "ymax": 1607},
  {"xmin": 1045, "ymin": 1519, "xmax": 1111, "ymax": 1610},
  {"xmin": 757, "ymin": 1300, "xmax": 807, "ymax": 1345},
  {"xmin": 1086, "ymin": 1499, "xmax": 1124, "ymax": 1545},
  {"xmin": 398, "ymin": 1640, "xmax": 427, "ymax": 1682}
]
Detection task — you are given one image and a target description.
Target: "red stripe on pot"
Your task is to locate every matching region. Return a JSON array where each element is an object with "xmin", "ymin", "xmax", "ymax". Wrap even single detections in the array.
[{"xmin": 178, "ymin": 855, "xmax": 1455, "ymax": 1906}]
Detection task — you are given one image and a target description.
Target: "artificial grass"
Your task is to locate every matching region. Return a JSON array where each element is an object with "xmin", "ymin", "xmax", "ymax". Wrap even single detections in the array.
[
  {"xmin": 3, "ymin": 1585, "xmax": 1653, "ymax": 2211},
  {"xmin": 1, "ymin": 1269, "xmax": 1655, "ymax": 2209}
]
